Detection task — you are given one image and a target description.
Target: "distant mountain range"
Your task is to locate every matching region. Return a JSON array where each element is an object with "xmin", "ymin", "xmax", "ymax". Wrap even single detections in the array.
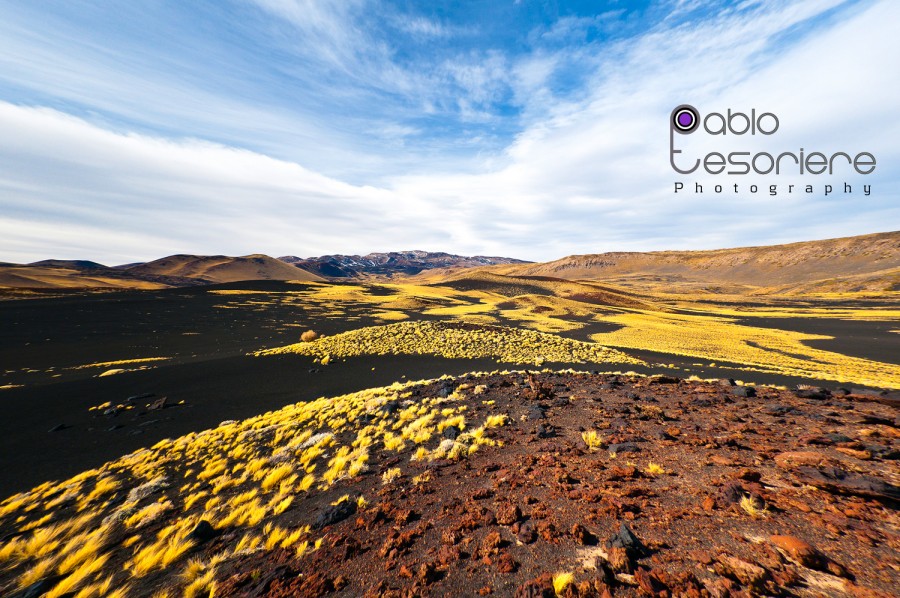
[
  {"xmin": 0, "ymin": 254, "xmax": 323, "ymax": 290},
  {"xmin": 279, "ymin": 251, "xmax": 529, "ymax": 278},
  {"xmin": 0, "ymin": 251, "xmax": 524, "ymax": 290},
  {"xmin": 1, "ymin": 233, "xmax": 897, "ymax": 294}
]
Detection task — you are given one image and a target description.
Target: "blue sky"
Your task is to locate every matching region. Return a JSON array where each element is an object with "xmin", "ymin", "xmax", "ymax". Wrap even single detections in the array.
[{"xmin": 0, "ymin": 0, "xmax": 897, "ymax": 263}]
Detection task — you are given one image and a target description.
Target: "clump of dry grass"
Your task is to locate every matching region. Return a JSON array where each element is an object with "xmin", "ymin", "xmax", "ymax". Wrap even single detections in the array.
[
  {"xmin": 581, "ymin": 430, "xmax": 603, "ymax": 451},
  {"xmin": 300, "ymin": 330, "xmax": 319, "ymax": 342},
  {"xmin": 553, "ymin": 571, "xmax": 574, "ymax": 596},
  {"xmin": 645, "ymin": 462, "xmax": 667, "ymax": 475},
  {"xmin": 740, "ymin": 494, "xmax": 767, "ymax": 518}
]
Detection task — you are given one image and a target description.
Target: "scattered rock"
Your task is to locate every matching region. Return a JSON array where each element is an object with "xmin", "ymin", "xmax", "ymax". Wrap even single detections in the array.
[
  {"xmin": 607, "ymin": 545, "xmax": 632, "ymax": 573},
  {"xmin": 635, "ymin": 567, "xmax": 669, "ymax": 596},
  {"xmin": 774, "ymin": 451, "xmax": 834, "ymax": 469},
  {"xmin": 527, "ymin": 407, "xmax": 546, "ymax": 420},
  {"xmin": 734, "ymin": 469, "xmax": 761, "ymax": 482},
  {"xmin": 496, "ymin": 503, "xmax": 522, "ymax": 525},
  {"xmin": 717, "ymin": 482, "xmax": 745, "ymax": 505},
  {"xmin": 189, "ymin": 519, "xmax": 219, "ymax": 544},
  {"xmin": 147, "ymin": 396, "xmax": 168, "ymax": 411},
  {"xmin": 569, "ymin": 523, "xmax": 594, "ymax": 545},
  {"xmin": 836, "ymin": 447, "xmax": 873, "ymax": 460},
  {"xmin": 793, "ymin": 466, "xmax": 900, "ymax": 502},
  {"xmin": 606, "ymin": 522, "xmax": 646, "ymax": 558},
  {"xmin": 731, "ymin": 386, "xmax": 756, "ymax": 398},
  {"xmin": 479, "ymin": 531, "xmax": 503, "ymax": 557},
  {"xmin": 714, "ymin": 555, "xmax": 769, "ymax": 590},
  {"xmin": 312, "ymin": 499, "xmax": 357, "ymax": 530},
  {"xmin": 515, "ymin": 574, "xmax": 555, "ymax": 598},
  {"xmin": 516, "ymin": 522, "xmax": 537, "ymax": 544},
  {"xmin": 496, "ymin": 551, "xmax": 519, "ymax": 574},
  {"xmin": 417, "ymin": 561, "xmax": 440, "ymax": 585},
  {"xmin": 795, "ymin": 386, "xmax": 830, "ymax": 400},
  {"xmin": 764, "ymin": 405, "xmax": 798, "ymax": 416},
  {"xmin": 536, "ymin": 424, "xmax": 556, "ymax": 438},
  {"xmin": 608, "ymin": 442, "xmax": 640, "ymax": 454},
  {"xmin": 769, "ymin": 535, "xmax": 851, "ymax": 578},
  {"xmin": 825, "ymin": 433, "xmax": 853, "ymax": 444}
]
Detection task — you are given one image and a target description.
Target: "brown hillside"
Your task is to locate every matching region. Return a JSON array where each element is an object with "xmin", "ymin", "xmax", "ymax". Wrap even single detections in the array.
[
  {"xmin": 126, "ymin": 254, "xmax": 323, "ymax": 283},
  {"xmin": 492, "ymin": 231, "xmax": 900, "ymax": 290},
  {"xmin": 0, "ymin": 264, "xmax": 168, "ymax": 290}
]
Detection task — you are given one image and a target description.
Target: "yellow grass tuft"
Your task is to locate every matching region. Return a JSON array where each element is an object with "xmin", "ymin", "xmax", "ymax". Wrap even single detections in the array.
[
  {"xmin": 297, "ymin": 473, "xmax": 316, "ymax": 492},
  {"xmin": 260, "ymin": 464, "xmax": 294, "ymax": 492},
  {"xmin": 382, "ymin": 432, "xmax": 406, "ymax": 452},
  {"xmin": 484, "ymin": 414, "xmax": 508, "ymax": 428},
  {"xmin": 271, "ymin": 494, "xmax": 294, "ymax": 515},
  {"xmin": 80, "ymin": 476, "xmax": 119, "ymax": 507},
  {"xmin": 740, "ymin": 495, "xmax": 767, "ymax": 518},
  {"xmin": 553, "ymin": 571, "xmax": 574, "ymax": 596},
  {"xmin": 124, "ymin": 500, "xmax": 174, "ymax": 529},
  {"xmin": 45, "ymin": 553, "xmax": 110, "ymax": 598},
  {"xmin": 18, "ymin": 557, "xmax": 58, "ymax": 589},
  {"xmin": 581, "ymin": 430, "xmax": 604, "ymax": 451},
  {"xmin": 381, "ymin": 467, "xmax": 402, "ymax": 485}
]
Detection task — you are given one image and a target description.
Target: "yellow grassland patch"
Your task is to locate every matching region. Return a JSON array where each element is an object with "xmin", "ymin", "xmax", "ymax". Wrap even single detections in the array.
[
  {"xmin": 71, "ymin": 357, "xmax": 170, "ymax": 369},
  {"xmin": 591, "ymin": 310, "xmax": 900, "ymax": 389},
  {"xmin": 0, "ymin": 373, "xmax": 519, "ymax": 595},
  {"xmin": 256, "ymin": 321, "xmax": 642, "ymax": 366}
]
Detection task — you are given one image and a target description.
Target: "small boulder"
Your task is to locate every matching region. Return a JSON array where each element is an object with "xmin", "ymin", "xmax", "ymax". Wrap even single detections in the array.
[
  {"xmin": 147, "ymin": 396, "xmax": 168, "ymax": 411},
  {"xmin": 496, "ymin": 503, "xmax": 522, "ymax": 525},
  {"xmin": 606, "ymin": 522, "xmax": 646, "ymax": 558},
  {"xmin": 312, "ymin": 499, "xmax": 357, "ymax": 530},
  {"xmin": 189, "ymin": 519, "xmax": 219, "ymax": 543},
  {"xmin": 731, "ymin": 386, "xmax": 756, "ymax": 398},
  {"xmin": 517, "ymin": 522, "xmax": 537, "ymax": 544},
  {"xmin": 774, "ymin": 451, "xmax": 834, "ymax": 469},
  {"xmin": 769, "ymin": 535, "xmax": 824, "ymax": 569},
  {"xmin": 608, "ymin": 442, "xmax": 640, "ymax": 454},
  {"xmin": 795, "ymin": 386, "xmax": 830, "ymax": 400}
]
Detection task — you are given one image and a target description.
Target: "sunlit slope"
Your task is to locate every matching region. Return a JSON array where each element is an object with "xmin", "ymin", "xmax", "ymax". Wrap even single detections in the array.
[
  {"xmin": 590, "ymin": 310, "xmax": 900, "ymax": 389},
  {"xmin": 490, "ymin": 231, "xmax": 900, "ymax": 292},
  {"xmin": 0, "ymin": 265, "xmax": 168, "ymax": 290},
  {"xmin": 224, "ymin": 277, "xmax": 899, "ymax": 388},
  {"xmin": 257, "ymin": 320, "xmax": 643, "ymax": 367},
  {"xmin": 128, "ymin": 254, "xmax": 323, "ymax": 283},
  {"xmin": 0, "ymin": 377, "xmax": 514, "ymax": 597}
]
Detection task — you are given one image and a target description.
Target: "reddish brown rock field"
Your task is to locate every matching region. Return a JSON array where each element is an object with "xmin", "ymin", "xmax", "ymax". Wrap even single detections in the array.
[{"xmin": 200, "ymin": 372, "xmax": 900, "ymax": 597}]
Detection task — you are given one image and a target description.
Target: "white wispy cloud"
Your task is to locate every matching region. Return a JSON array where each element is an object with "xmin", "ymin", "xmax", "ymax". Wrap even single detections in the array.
[{"xmin": 0, "ymin": 0, "xmax": 897, "ymax": 264}]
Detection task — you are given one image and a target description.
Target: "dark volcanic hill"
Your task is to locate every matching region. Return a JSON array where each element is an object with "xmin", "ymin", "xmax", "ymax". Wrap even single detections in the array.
[{"xmin": 279, "ymin": 250, "xmax": 530, "ymax": 278}]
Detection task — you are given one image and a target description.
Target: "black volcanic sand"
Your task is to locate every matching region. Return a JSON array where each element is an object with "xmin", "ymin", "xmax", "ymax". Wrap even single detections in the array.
[
  {"xmin": 735, "ymin": 316, "xmax": 900, "ymax": 366},
  {"xmin": 1, "ymin": 282, "xmax": 898, "ymax": 498}
]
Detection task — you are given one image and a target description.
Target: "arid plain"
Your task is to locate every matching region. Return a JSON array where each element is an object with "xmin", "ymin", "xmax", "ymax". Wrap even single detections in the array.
[{"xmin": 0, "ymin": 233, "xmax": 897, "ymax": 597}]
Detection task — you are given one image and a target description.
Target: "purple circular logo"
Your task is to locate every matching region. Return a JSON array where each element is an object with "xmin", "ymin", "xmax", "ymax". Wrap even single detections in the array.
[{"xmin": 672, "ymin": 104, "xmax": 699, "ymax": 134}]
